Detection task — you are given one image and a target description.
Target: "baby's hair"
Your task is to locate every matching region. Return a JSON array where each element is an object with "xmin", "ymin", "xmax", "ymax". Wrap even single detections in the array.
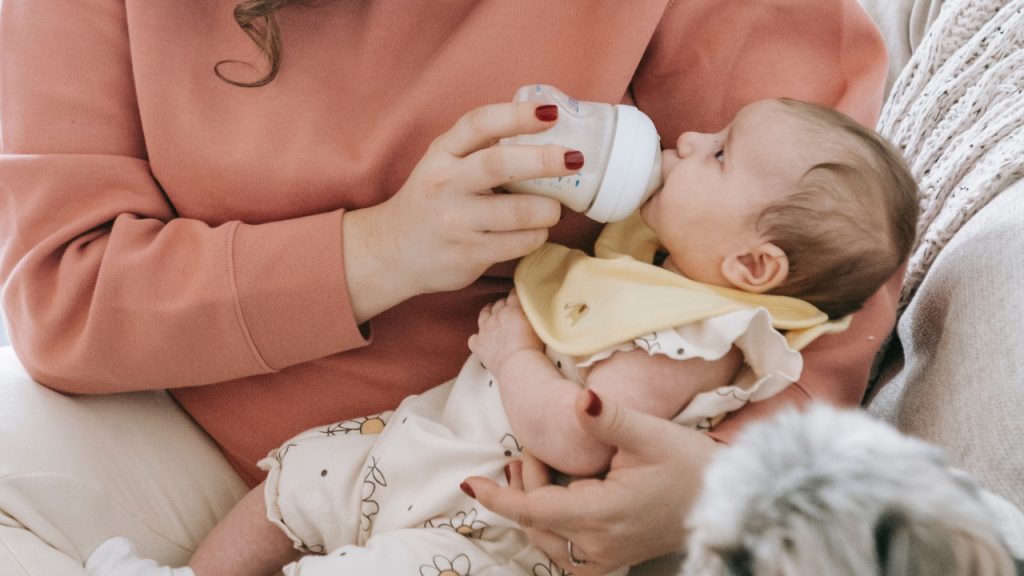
[{"xmin": 756, "ymin": 99, "xmax": 918, "ymax": 318}]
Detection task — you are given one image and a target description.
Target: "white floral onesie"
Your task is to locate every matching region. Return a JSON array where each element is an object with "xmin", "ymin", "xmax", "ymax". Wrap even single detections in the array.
[{"xmin": 260, "ymin": 305, "xmax": 801, "ymax": 576}]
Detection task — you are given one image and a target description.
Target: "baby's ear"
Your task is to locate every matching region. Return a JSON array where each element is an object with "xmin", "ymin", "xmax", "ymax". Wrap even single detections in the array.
[{"xmin": 721, "ymin": 242, "xmax": 788, "ymax": 293}]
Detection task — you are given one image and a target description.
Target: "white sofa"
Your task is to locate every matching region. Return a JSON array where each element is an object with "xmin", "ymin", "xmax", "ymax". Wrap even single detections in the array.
[{"xmin": 2, "ymin": 0, "xmax": 1023, "ymax": 574}]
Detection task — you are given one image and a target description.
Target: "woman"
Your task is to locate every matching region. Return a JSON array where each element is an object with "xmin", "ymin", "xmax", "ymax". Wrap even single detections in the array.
[{"xmin": 0, "ymin": 0, "xmax": 891, "ymax": 573}]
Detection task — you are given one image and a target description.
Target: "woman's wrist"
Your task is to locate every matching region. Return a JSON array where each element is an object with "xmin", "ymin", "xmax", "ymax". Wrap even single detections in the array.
[{"xmin": 341, "ymin": 204, "xmax": 421, "ymax": 325}]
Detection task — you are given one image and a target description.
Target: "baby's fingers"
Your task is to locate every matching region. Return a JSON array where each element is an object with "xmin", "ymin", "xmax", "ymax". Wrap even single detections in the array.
[
  {"xmin": 477, "ymin": 302, "xmax": 493, "ymax": 324},
  {"xmin": 506, "ymin": 289, "xmax": 522, "ymax": 308}
]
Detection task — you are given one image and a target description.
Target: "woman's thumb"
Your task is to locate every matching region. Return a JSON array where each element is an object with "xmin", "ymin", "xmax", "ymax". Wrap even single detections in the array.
[{"xmin": 574, "ymin": 389, "xmax": 678, "ymax": 460}]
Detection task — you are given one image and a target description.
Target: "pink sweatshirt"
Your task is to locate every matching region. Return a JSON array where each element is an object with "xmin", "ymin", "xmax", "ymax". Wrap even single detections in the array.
[{"xmin": 0, "ymin": 0, "xmax": 889, "ymax": 486}]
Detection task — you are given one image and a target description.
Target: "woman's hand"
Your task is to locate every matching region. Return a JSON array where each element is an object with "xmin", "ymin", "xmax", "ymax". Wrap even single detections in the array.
[
  {"xmin": 463, "ymin": 389, "xmax": 721, "ymax": 575},
  {"xmin": 343, "ymin": 102, "xmax": 582, "ymax": 323},
  {"xmin": 468, "ymin": 291, "xmax": 543, "ymax": 375}
]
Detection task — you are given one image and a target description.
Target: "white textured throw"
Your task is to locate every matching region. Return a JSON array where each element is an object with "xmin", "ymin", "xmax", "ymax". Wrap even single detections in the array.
[{"xmin": 878, "ymin": 0, "xmax": 1024, "ymax": 310}]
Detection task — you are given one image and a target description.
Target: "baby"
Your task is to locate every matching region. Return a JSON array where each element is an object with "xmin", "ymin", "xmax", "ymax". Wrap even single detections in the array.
[
  {"xmin": 86, "ymin": 98, "xmax": 918, "ymax": 576},
  {"xmin": 479, "ymin": 97, "xmax": 920, "ymax": 476}
]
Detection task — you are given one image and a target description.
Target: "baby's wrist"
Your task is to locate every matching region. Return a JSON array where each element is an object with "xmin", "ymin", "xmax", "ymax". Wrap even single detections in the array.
[{"xmin": 493, "ymin": 345, "xmax": 544, "ymax": 377}]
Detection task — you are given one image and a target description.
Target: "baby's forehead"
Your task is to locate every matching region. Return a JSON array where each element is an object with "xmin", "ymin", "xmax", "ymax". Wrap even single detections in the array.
[
  {"xmin": 740, "ymin": 100, "xmax": 826, "ymax": 141},
  {"xmin": 739, "ymin": 101, "xmax": 845, "ymax": 173}
]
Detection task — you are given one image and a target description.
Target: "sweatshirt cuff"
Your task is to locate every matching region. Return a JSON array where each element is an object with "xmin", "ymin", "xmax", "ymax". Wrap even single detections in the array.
[{"xmin": 230, "ymin": 209, "xmax": 367, "ymax": 371}]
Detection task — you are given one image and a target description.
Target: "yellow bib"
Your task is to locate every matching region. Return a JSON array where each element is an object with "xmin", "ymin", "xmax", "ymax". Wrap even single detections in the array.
[{"xmin": 514, "ymin": 214, "xmax": 849, "ymax": 357}]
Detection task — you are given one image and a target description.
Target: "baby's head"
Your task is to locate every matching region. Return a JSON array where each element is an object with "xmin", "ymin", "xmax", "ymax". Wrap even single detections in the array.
[{"xmin": 640, "ymin": 98, "xmax": 918, "ymax": 318}]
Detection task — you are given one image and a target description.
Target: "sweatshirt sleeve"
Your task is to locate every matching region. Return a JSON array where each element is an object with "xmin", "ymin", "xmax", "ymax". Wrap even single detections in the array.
[
  {"xmin": 631, "ymin": 0, "xmax": 891, "ymax": 442},
  {"xmin": 0, "ymin": 0, "xmax": 367, "ymax": 393}
]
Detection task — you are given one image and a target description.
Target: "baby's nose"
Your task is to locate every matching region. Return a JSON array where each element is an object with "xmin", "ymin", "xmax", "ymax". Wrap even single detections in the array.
[{"xmin": 676, "ymin": 131, "xmax": 711, "ymax": 157}]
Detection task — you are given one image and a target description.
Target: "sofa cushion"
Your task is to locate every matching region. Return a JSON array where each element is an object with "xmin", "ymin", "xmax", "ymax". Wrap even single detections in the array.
[
  {"xmin": 0, "ymin": 346, "xmax": 247, "ymax": 566},
  {"xmin": 869, "ymin": 179, "xmax": 1024, "ymax": 512}
]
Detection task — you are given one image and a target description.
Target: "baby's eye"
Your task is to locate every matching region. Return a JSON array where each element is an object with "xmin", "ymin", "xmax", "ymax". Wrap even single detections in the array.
[{"xmin": 714, "ymin": 149, "xmax": 725, "ymax": 163}]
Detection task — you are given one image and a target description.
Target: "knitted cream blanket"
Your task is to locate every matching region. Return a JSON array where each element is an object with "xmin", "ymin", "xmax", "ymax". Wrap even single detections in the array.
[{"xmin": 878, "ymin": 0, "xmax": 1024, "ymax": 310}]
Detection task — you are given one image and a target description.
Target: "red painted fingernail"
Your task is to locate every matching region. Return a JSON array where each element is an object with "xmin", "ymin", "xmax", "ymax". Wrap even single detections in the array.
[
  {"xmin": 564, "ymin": 150, "xmax": 584, "ymax": 170},
  {"xmin": 504, "ymin": 464, "xmax": 512, "ymax": 484},
  {"xmin": 535, "ymin": 104, "xmax": 558, "ymax": 122},
  {"xmin": 585, "ymin": 389, "xmax": 603, "ymax": 417},
  {"xmin": 460, "ymin": 482, "xmax": 476, "ymax": 499}
]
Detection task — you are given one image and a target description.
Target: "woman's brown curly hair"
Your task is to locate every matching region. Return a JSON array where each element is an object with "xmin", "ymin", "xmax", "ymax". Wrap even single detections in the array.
[{"xmin": 216, "ymin": 0, "xmax": 308, "ymax": 87}]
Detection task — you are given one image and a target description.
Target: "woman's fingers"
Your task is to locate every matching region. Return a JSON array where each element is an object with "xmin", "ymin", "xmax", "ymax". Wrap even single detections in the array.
[
  {"xmin": 436, "ymin": 101, "xmax": 582, "ymax": 194},
  {"xmin": 465, "ymin": 469, "xmax": 616, "ymax": 535},
  {"xmin": 461, "ymin": 144, "xmax": 580, "ymax": 193},
  {"xmin": 523, "ymin": 527, "xmax": 612, "ymax": 576},
  {"xmin": 438, "ymin": 102, "xmax": 557, "ymax": 158},
  {"xmin": 464, "ymin": 475, "xmax": 628, "ymax": 575},
  {"xmin": 468, "ymin": 193, "xmax": 561, "ymax": 233},
  {"xmin": 471, "ymin": 228, "xmax": 551, "ymax": 266},
  {"xmin": 466, "ymin": 467, "xmax": 609, "ymax": 575},
  {"xmin": 370, "ymin": 99, "xmax": 578, "ymax": 297},
  {"xmin": 573, "ymin": 389, "xmax": 681, "ymax": 462},
  {"xmin": 463, "ymin": 475, "xmax": 566, "ymax": 531},
  {"xmin": 465, "ymin": 392, "xmax": 723, "ymax": 571}
]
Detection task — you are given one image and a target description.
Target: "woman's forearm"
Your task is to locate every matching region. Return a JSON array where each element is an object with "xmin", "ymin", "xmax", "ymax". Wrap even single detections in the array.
[{"xmin": 341, "ymin": 206, "xmax": 423, "ymax": 325}]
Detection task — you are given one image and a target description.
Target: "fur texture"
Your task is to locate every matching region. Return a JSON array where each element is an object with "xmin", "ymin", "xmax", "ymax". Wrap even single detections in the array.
[{"xmin": 684, "ymin": 404, "xmax": 1019, "ymax": 575}]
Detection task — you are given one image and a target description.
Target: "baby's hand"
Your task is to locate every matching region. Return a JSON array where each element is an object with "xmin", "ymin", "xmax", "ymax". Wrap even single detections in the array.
[{"xmin": 469, "ymin": 291, "xmax": 544, "ymax": 374}]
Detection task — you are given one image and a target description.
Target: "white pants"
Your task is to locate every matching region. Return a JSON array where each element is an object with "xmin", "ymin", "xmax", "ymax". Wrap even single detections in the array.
[{"xmin": 262, "ymin": 356, "xmax": 605, "ymax": 575}]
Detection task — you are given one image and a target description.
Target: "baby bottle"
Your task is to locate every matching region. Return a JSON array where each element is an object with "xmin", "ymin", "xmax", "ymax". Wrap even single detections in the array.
[{"xmin": 501, "ymin": 84, "xmax": 662, "ymax": 222}]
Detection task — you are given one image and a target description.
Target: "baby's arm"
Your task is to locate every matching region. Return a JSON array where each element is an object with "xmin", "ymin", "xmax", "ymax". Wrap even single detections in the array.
[
  {"xmin": 469, "ymin": 292, "xmax": 741, "ymax": 477},
  {"xmin": 468, "ymin": 293, "xmax": 587, "ymax": 471}
]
